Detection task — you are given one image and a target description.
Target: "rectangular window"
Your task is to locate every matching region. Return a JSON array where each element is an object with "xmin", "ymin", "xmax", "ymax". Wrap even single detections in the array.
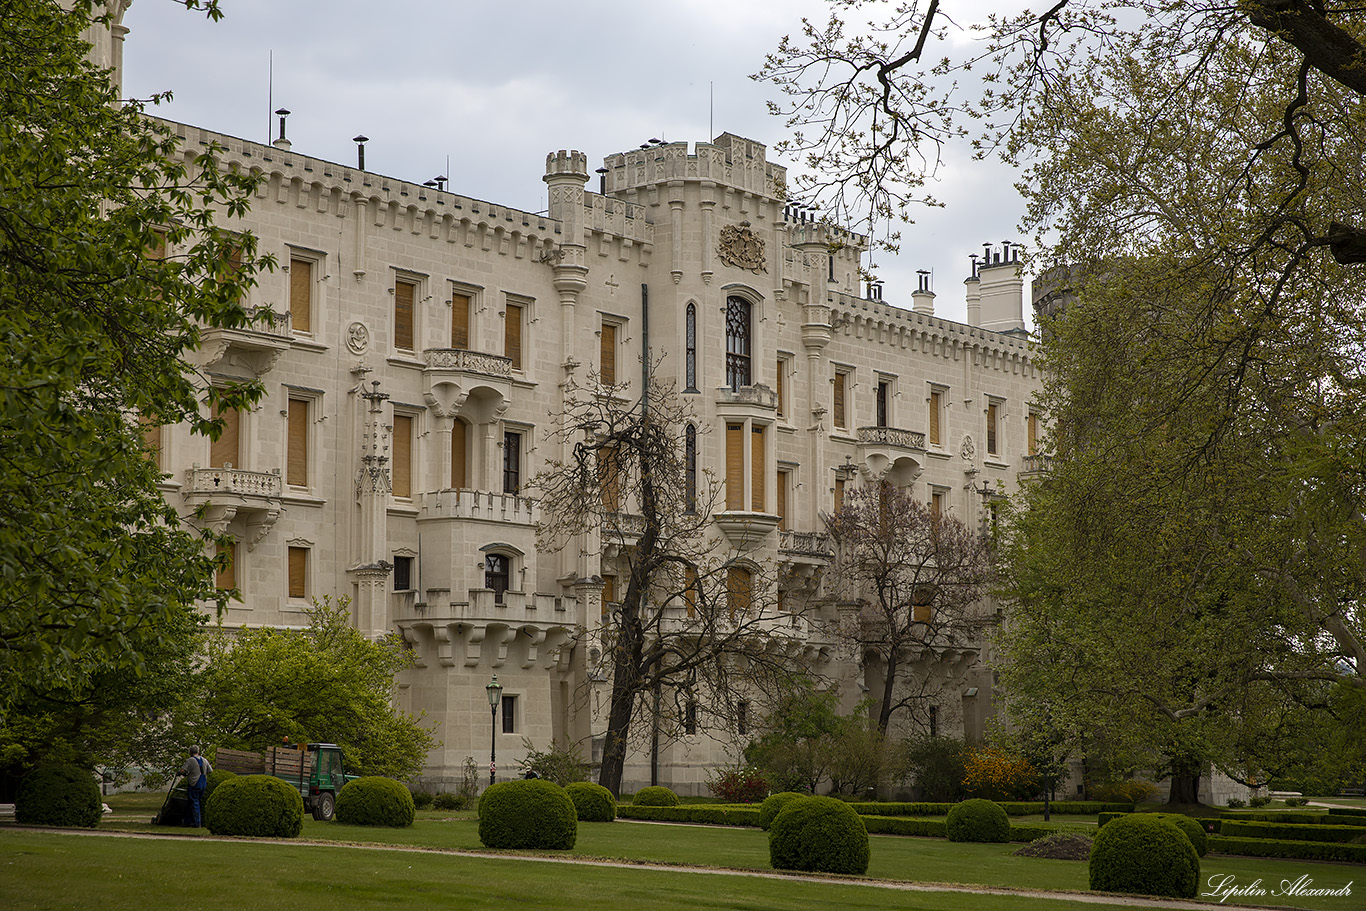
[
  {"xmin": 776, "ymin": 469, "xmax": 789, "ymax": 532},
  {"xmin": 145, "ymin": 227, "xmax": 168, "ymax": 260},
  {"xmin": 141, "ymin": 417, "xmax": 163, "ymax": 471},
  {"xmin": 287, "ymin": 398, "xmax": 309, "ymax": 488},
  {"xmin": 750, "ymin": 425, "xmax": 765, "ymax": 512},
  {"xmin": 684, "ymin": 701, "xmax": 697, "ymax": 735},
  {"xmin": 504, "ymin": 302, "xmax": 524, "ymax": 370},
  {"xmin": 287, "ymin": 546, "xmax": 308, "ymax": 600},
  {"xmin": 210, "ymin": 402, "xmax": 240, "ymax": 469},
  {"xmin": 775, "ymin": 358, "xmax": 786, "ymax": 418},
  {"xmin": 393, "ymin": 555, "xmax": 413, "ymax": 591},
  {"xmin": 876, "ymin": 379, "xmax": 891, "ymax": 427},
  {"xmin": 391, "ymin": 415, "xmax": 413, "ymax": 498},
  {"xmin": 929, "ymin": 705, "xmax": 938, "ymax": 739},
  {"xmin": 931, "ymin": 489, "xmax": 945, "ymax": 517},
  {"xmin": 216, "ymin": 541, "xmax": 237, "ymax": 592},
  {"xmin": 451, "ymin": 291, "xmax": 470, "ymax": 349},
  {"xmin": 987, "ymin": 400, "xmax": 1000, "ymax": 456},
  {"xmin": 834, "ymin": 477, "xmax": 845, "ymax": 511},
  {"xmin": 727, "ymin": 566, "xmax": 752, "ymax": 619},
  {"xmin": 600, "ymin": 321, "xmax": 617, "ymax": 386},
  {"xmin": 451, "ymin": 420, "xmax": 468, "ymax": 489},
  {"xmin": 486, "ymin": 554, "xmax": 510, "ymax": 604},
  {"xmin": 601, "ymin": 575, "xmax": 616, "ymax": 620},
  {"xmin": 1027, "ymin": 410, "xmax": 1039, "ymax": 456},
  {"xmin": 929, "ymin": 388, "xmax": 944, "ymax": 447},
  {"xmin": 725, "ymin": 423, "xmax": 744, "ymax": 510},
  {"xmin": 737, "ymin": 701, "xmax": 749, "ymax": 736},
  {"xmin": 684, "ymin": 565, "xmax": 698, "ymax": 619},
  {"xmin": 394, "ymin": 278, "xmax": 417, "ymax": 351},
  {"xmin": 289, "ymin": 257, "xmax": 312, "ymax": 334},
  {"xmin": 503, "ymin": 430, "xmax": 521, "ymax": 494},
  {"xmin": 599, "ymin": 444, "xmax": 620, "ymax": 513},
  {"xmin": 501, "ymin": 694, "xmax": 517, "ymax": 734},
  {"xmin": 832, "ymin": 370, "xmax": 848, "ymax": 429}
]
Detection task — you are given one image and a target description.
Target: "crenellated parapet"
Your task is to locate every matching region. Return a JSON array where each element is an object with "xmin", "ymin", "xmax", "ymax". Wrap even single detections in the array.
[{"xmin": 601, "ymin": 133, "xmax": 786, "ymax": 201}]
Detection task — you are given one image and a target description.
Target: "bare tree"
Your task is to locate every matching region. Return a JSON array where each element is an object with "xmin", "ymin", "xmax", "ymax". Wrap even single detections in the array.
[
  {"xmin": 825, "ymin": 482, "xmax": 991, "ymax": 735},
  {"xmin": 531, "ymin": 371, "xmax": 802, "ymax": 796}
]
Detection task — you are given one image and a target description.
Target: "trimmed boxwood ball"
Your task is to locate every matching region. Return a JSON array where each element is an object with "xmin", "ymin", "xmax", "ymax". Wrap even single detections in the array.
[
  {"xmin": 478, "ymin": 779, "xmax": 577, "ymax": 849},
  {"xmin": 946, "ymin": 798, "xmax": 1011, "ymax": 843},
  {"xmin": 565, "ymin": 781, "xmax": 616, "ymax": 822},
  {"xmin": 758, "ymin": 791, "xmax": 806, "ymax": 830},
  {"xmin": 1090, "ymin": 814, "xmax": 1199, "ymax": 898},
  {"xmin": 336, "ymin": 776, "xmax": 416, "ymax": 827},
  {"xmin": 204, "ymin": 769, "xmax": 236, "ymax": 806},
  {"xmin": 205, "ymin": 774, "xmax": 305, "ymax": 838},
  {"xmin": 631, "ymin": 786, "xmax": 679, "ymax": 807},
  {"xmin": 1151, "ymin": 813, "xmax": 1207, "ymax": 857},
  {"xmin": 768, "ymin": 796, "xmax": 870, "ymax": 875},
  {"xmin": 15, "ymin": 764, "xmax": 102, "ymax": 828}
]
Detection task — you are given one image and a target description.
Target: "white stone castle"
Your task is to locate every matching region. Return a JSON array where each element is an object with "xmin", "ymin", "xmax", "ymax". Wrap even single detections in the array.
[{"xmin": 90, "ymin": 4, "xmax": 1044, "ymax": 793}]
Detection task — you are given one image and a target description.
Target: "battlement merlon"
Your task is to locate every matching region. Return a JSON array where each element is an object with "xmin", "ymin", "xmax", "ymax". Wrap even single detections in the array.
[
  {"xmin": 600, "ymin": 133, "xmax": 787, "ymax": 202},
  {"xmin": 544, "ymin": 150, "xmax": 590, "ymax": 245}
]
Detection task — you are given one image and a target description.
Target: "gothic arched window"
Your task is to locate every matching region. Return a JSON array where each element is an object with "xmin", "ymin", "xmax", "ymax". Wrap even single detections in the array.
[
  {"xmin": 685, "ymin": 302, "xmax": 698, "ymax": 392},
  {"xmin": 684, "ymin": 423, "xmax": 697, "ymax": 513},
  {"xmin": 725, "ymin": 296, "xmax": 751, "ymax": 391}
]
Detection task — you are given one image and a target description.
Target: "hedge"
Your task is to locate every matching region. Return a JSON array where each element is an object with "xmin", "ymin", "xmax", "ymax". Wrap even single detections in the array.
[
  {"xmin": 844, "ymin": 800, "xmax": 1132, "ymax": 818},
  {"xmin": 565, "ymin": 781, "xmax": 617, "ymax": 822},
  {"xmin": 1219, "ymin": 819, "xmax": 1366, "ymax": 844},
  {"xmin": 1221, "ymin": 810, "xmax": 1366, "ymax": 826},
  {"xmin": 616, "ymin": 804, "xmax": 760, "ymax": 826},
  {"xmin": 478, "ymin": 779, "xmax": 577, "ymax": 850},
  {"xmin": 1329, "ymin": 807, "xmax": 1366, "ymax": 818},
  {"xmin": 1208, "ymin": 835, "xmax": 1366, "ymax": 864}
]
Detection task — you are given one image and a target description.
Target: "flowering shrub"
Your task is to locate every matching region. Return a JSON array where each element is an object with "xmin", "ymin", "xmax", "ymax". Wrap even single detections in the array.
[
  {"xmin": 707, "ymin": 767, "xmax": 770, "ymax": 803},
  {"xmin": 961, "ymin": 747, "xmax": 1037, "ymax": 801}
]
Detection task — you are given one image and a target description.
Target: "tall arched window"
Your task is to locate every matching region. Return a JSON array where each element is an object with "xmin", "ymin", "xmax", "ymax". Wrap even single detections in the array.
[
  {"xmin": 725, "ymin": 296, "xmax": 751, "ymax": 391},
  {"xmin": 685, "ymin": 302, "xmax": 698, "ymax": 392},
  {"xmin": 684, "ymin": 423, "xmax": 697, "ymax": 513}
]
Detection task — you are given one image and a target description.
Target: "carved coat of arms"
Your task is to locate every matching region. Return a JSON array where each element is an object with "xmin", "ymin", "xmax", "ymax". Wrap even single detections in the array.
[{"xmin": 717, "ymin": 223, "xmax": 767, "ymax": 273}]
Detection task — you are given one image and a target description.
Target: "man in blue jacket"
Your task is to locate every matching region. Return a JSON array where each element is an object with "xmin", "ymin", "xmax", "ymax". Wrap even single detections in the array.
[{"xmin": 181, "ymin": 746, "xmax": 212, "ymax": 827}]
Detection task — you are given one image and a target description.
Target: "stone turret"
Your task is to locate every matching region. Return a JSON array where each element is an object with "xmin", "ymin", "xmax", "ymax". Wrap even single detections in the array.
[
  {"xmin": 976, "ymin": 241, "xmax": 1026, "ymax": 335},
  {"xmin": 544, "ymin": 150, "xmax": 589, "ymax": 246}
]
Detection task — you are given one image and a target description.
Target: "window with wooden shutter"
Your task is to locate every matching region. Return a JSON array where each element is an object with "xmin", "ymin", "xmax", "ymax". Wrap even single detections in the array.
[
  {"xmin": 684, "ymin": 565, "xmax": 698, "ymax": 618},
  {"xmin": 141, "ymin": 418, "xmax": 162, "ymax": 470},
  {"xmin": 146, "ymin": 228, "xmax": 168, "ymax": 260},
  {"xmin": 776, "ymin": 469, "xmax": 788, "ymax": 531},
  {"xmin": 931, "ymin": 489, "xmax": 944, "ymax": 517},
  {"xmin": 505, "ymin": 302, "xmax": 523, "ymax": 369},
  {"xmin": 751, "ymin": 425, "xmax": 765, "ymax": 512},
  {"xmin": 599, "ymin": 445, "xmax": 620, "ymax": 513},
  {"xmin": 833, "ymin": 371, "xmax": 847, "ymax": 429},
  {"xmin": 600, "ymin": 322, "xmax": 616, "ymax": 386},
  {"xmin": 451, "ymin": 292, "xmax": 470, "ymax": 349},
  {"xmin": 1027, "ymin": 411, "xmax": 1039, "ymax": 456},
  {"xmin": 725, "ymin": 423, "xmax": 744, "ymax": 510},
  {"xmin": 776, "ymin": 359, "xmax": 785, "ymax": 417},
  {"xmin": 601, "ymin": 575, "xmax": 616, "ymax": 620},
  {"xmin": 727, "ymin": 566, "xmax": 752, "ymax": 619},
  {"xmin": 289, "ymin": 258, "xmax": 312, "ymax": 333},
  {"xmin": 210, "ymin": 403, "xmax": 239, "ymax": 468},
  {"xmin": 216, "ymin": 541, "xmax": 236, "ymax": 592},
  {"xmin": 987, "ymin": 401, "xmax": 999, "ymax": 455},
  {"xmin": 929, "ymin": 389, "xmax": 942, "ymax": 446},
  {"xmin": 503, "ymin": 431, "xmax": 522, "ymax": 494},
  {"xmin": 394, "ymin": 279, "xmax": 416, "ymax": 350},
  {"xmin": 834, "ymin": 477, "xmax": 845, "ymax": 511},
  {"xmin": 391, "ymin": 415, "xmax": 413, "ymax": 498},
  {"xmin": 287, "ymin": 398, "xmax": 309, "ymax": 487},
  {"xmin": 451, "ymin": 420, "xmax": 467, "ymax": 488},
  {"xmin": 287, "ymin": 547, "xmax": 308, "ymax": 599}
]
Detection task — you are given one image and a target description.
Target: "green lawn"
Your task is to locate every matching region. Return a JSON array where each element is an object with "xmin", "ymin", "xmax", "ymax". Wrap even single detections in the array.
[{"xmin": 10, "ymin": 794, "xmax": 1358, "ymax": 910}]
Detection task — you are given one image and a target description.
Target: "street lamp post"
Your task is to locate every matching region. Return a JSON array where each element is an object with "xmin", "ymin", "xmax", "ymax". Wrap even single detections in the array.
[{"xmin": 485, "ymin": 675, "xmax": 502, "ymax": 787}]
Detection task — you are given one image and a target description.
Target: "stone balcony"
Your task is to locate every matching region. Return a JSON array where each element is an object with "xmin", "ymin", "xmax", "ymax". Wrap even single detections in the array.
[
  {"xmin": 181, "ymin": 465, "xmax": 283, "ymax": 545},
  {"xmin": 423, "ymin": 347, "xmax": 513, "ymax": 378},
  {"xmin": 778, "ymin": 530, "xmax": 833, "ymax": 559},
  {"xmin": 1019, "ymin": 454, "xmax": 1053, "ymax": 477},
  {"xmin": 418, "ymin": 489, "xmax": 536, "ymax": 526},
  {"xmin": 855, "ymin": 425, "xmax": 926, "ymax": 486},
  {"xmin": 199, "ymin": 308, "xmax": 292, "ymax": 378},
  {"xmin": 713, "ymin": 511, "xmax": 781, "ymax": 548},
  {"xmin": 395, "ymin": 588, "xmax": 577, "ymax": 670}
]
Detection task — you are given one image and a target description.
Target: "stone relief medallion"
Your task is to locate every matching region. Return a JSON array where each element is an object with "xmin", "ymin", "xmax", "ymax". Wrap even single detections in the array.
[
  {"xmin": 717, "ymin": 222, "xmax": 767, "ymax": 273},
  {"xmin": 346, "ymin": 321, "xmax": 370, "ymax": 354},
  {"xmin": 960, "ymin": 435, "xmax": 976, "ymax": 461}
]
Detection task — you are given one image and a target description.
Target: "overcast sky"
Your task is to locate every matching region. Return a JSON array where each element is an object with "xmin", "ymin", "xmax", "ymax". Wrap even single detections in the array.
[{"xmin": 121, "ymin": 0, "xmax": 1028, "ymax": 325}]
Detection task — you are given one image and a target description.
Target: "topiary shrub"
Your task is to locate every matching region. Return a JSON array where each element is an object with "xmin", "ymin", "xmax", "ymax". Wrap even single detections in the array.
[
  {"xmin": 946, "ymin": 798, "xmax": 1010, "ymax": 843},
  {"xmin": 205, "ymin": 774, "xmax": 304, "ymax": 838},
  {"xmin": 478, "ymin": 779, "xmax": 577, "ymax": 849},
  {"xmin": 15, "ymin": 764, "xmax": 101, "ymax": 828},
  {"xmin": 565, "ymin": 781, "xmax": 616, "ymax": 822},
  {"xmin": 411, "ymin": 788, "xmax": 434, "ymax": 810},
  {"xmin": 758, "ymin": 791, "xmax": 806, "ymax": 830},
  {"xmin": 1152, "ymin": 813, "xmax": 1207, "ymax": 857},
  {"xmin": 204, "ymin": 769, "xmax": 236, "ymax": 806},
  {"xmin": 632, "ymin": 786, "xmax": 679, "ymax": 807},
  {"xmin": 335, "ymin": 776, "xmax": 416, "ymax": 827},
  {"xmin": 1089, "ymin": 814, "xmax": 1199, "ymax": 898},
  {"xmin": 769, "ymin": 796, "xmax": 870, "ymax": 875},
  {"xmin": 432, "ymin": 791, "xmax": 464, "ymax": 811}
]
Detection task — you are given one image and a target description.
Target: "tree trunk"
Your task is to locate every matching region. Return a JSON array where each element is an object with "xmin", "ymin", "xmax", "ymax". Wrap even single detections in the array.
[
  {"xmin": 1167, "ymin": 756, "xmax": 1202, "ymax": 805},
  {"xmin": 597, "ymin": 666, "xmax": 636, "ymax": 798},
  {"xmin": 876, "ymin": 651, "xmax": 898, "ymax": 735}
]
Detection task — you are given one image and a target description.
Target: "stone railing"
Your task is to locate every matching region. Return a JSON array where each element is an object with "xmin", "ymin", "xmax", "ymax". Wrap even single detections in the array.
[
  {"xmin": 422, "ymin": 348, "xmax": 513, "ymax": 378},
  {"xmin": 1020, "ymin": 454, "xmax": 1053, "ymax": 474},
  {"xmin": 857, "ymin": 426, "xmax": 926, "ymax": 450},
  {"xmin": 779, "ymin": 530, "xmax": 833, "ymax": 557},
  {"xmin": 184, "ymin": 466, "xmax": 282, "ymax": 498},
  {"xmin": 419, "ymin": 489, "xmax": 536, "ymax": 524},
  {"xmin": 604, "ymin": 511, "xmax": 647, "ymax": 537}
]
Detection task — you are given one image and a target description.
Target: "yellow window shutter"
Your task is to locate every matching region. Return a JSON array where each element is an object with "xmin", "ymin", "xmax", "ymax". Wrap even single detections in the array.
[
  {"xmin": 394, "ymin": 280, "xmax": 415, "ymax": 350},
  {"xmin": 600, "ymin": 445, "xmax": 620, "ymax": 513},
  {"xmin": 451, "ymin": 293, "xmax": 470, "ymax": 349},
  {"xmin": 1028, "ymin": 412, "xmax": 1038, "ymax": 456},
  {"xmin": 685, "ymin": 565, "xmax": 698, "ymax": 618},
  {"xmin": 505, "ymin": 303, "xmax": 523, "ymax": 369},
  {"xmin": 725, "ymin": 423, "xmax": 744, "ymax": 510},
  {"xmin": 776, "ymin": 360, "xmax": 785, "ymax": 417},
  {"xmin": 987, "ymin": 402, "xmax": 998, "ymax": 454},
  {"xmin": 776, "ymin": 471, "xmax": 787, "ymax": 531},
  {"xmin": 287, "ymin": 398, "xmax": 309, "ymax": 487},
  {"xmin": 751, "ymin": 425, "xmax": 765, "ymax": 512},
  {"xmin": 833, "ymin": 372, "xmax": 846, "ymax": 428},
  {"xmin": 929, "ymin": 390, "xmax": 941, "ymax": 446},
  {"xmin": 600, "ymin": 323, "xmax": 616, "ymax": 385},
  {"xmin": 391, "ymin": 415, "xmax": 412, "ymax": 497},
  {"xmin": 451, "ymin": 420, "xmax": 467, "ymax": 488},
  {"xmin": 216, "ymin": 541, "xmax": 236, "ymax": 591},
  {"xmin": 727, "ymin": 566, "xmax": 752, "ymax": 619},
  {"xmin": 287, "ymin": 547, "xmax": 307, "ymax": 599},
  {"xmin": 289, "ymin": 259, "xmax": 312, "ymax": 333},
  {"xmin": 834, "ymin": 477, "xmax": 845, "ymax": 511},
  {"xmin": 211, "ymin": 403, "xmax": 239, "ymax": 468},
  {"xmin": 141, "ymin": 418, "xmax": 162, "ymax": 470}
]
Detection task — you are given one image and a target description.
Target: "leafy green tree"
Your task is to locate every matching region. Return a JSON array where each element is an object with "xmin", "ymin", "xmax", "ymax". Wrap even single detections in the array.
[
  {"xmin": 188, "ymin": 597, "xmax": 436, "ymax": 779},
  {"xmin": 744, "ymin": 680, "xmax": 843, "ymax": 793},
  {"xmin": 0, "ymin": 0, "xmax": 264, "ymax": 717}
]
